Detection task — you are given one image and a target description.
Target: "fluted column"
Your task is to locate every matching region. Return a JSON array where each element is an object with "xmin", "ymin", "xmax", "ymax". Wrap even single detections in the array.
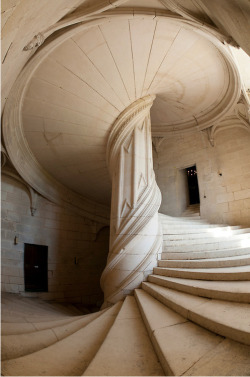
[{"xmin": 101, "ymin": 95, "xmax": 162, "ymax": 307}]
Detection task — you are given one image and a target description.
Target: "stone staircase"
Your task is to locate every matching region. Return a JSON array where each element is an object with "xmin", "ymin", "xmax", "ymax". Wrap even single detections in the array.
[{"xmin": 2, "ymin": 210, "xmax": 250, "ymax": 376}]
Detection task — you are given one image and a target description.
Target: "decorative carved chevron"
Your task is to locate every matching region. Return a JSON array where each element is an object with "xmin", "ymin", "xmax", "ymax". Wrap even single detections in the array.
[{"xmin": 101, "ymin": 96, "xmax": 162, "ymax": 307}]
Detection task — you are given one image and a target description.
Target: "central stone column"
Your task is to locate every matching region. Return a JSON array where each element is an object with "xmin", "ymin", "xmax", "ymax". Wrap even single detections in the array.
[{"xmin": 101, "ymin": 95, "xmax": 162, "ymax": 307}]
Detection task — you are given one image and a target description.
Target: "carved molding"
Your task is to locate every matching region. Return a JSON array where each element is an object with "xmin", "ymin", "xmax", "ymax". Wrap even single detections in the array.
[
  {"xmin": 23, "ymin": 33, "xmax": 45, "ymax": 51},
  {"xmin": 205, "ymin": 113, "xmax": 250, "ymax": 147},
  {"xmin": 2, "ymin": 167, "xmax": 40, "ymax": 216},
  {"xmin": 22, "ymin": 0, "xmax": 129, "ymax": 51},
  {"xmin": 204, "ymin": 90, "xmax": 250, "ymax": 147},
  {"xmin": 235, "ymin": 91, "xmax": 250, "ymax": 125},
  {"xmin": 101, "ymin": 96, "xmax": 162, "ymax": 307}
]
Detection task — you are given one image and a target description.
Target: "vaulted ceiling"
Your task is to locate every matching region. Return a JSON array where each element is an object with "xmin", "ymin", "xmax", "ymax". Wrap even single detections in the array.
[
  {"xmin": 2, "ymin": 0, "xmax": 250, "ymax": 216},
  {"xmin": 21, "ymin": 17, "xmax": 237, "ymax": 204}
]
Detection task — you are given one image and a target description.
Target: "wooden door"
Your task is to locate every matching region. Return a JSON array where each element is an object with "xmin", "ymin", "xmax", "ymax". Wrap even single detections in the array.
[{"xmin": 24, "ymin": 244, "xmax": 48, "ymax": 291}]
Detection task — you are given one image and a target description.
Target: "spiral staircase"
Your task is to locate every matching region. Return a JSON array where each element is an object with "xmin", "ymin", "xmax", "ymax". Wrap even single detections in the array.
[{"xmin": 2, "ymin": 207, "xmax": 250, "ymax": 376}]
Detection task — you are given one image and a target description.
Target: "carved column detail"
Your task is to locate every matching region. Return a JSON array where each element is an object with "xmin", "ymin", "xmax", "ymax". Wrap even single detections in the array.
[{"xmin": 101, "ymin": 95, "xmax": 162, "ymax": 307}]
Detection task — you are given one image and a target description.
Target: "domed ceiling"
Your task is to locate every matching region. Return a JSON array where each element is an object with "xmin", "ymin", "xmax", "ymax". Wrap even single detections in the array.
[{"xmin": 21, "ymin": 17, "xmax": 238, "ymax": 205}]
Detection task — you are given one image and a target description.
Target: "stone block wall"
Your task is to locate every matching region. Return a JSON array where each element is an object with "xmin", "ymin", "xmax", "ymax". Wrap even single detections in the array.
[
  {"xmin": 154, "ymin": 126, "xmax": 250, "ymax": 226},
  {"xmin": 1, "ymin": 174, "xmax": 109, "ymax": 306}
]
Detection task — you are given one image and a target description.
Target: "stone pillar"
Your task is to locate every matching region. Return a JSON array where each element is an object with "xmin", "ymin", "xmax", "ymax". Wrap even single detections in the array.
[{"xmin": 101, "ymin": 95, "xmax": 162, "ymax": 307}]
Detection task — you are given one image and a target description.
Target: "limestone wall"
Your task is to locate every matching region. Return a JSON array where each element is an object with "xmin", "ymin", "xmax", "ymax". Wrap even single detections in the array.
[
  {"xmin": 1, "ymin": 174, "xmax": 109, "ymax": 306},
  {"xmin": 154, "ymin": 127, "xmax": 250, "ymax": 226}
]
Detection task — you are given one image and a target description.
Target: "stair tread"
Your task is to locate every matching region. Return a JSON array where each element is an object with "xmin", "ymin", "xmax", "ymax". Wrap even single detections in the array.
[
  {"xmin": 163, "ymin": 228, "xmax": 250, "ymax": 240},
  {"xmin": 161, "ymin": 254, "xmax": 250, "ymax": 263},
  {"xmin": 159, "ymin": 255, "xmax": 250, "ymax": 269},
  {"xmin": 163, "ymin": 243, "xmax": 250, "ymax": 253},
  {"xmin": 155, "ymin": 265, "xmax": 250, "ymax": 273},
  {"xmin": 83, "ymin": 296, "xmax": 164, "ymax": 376},
  {"xmin": 1, "ymin": 315, "xmax": 85, "ymax": 335},
  {"xmin": 148, "ymin": 275, "xmax": 250, "ymax": 302},
  {"xmin": 142, "ymin": 282, "xmax": 250, "ymax": 345},
  {"xmin": 2, "ymin": 295, "xmax": 78, "ymax": 316},
  {"xmin": 162, "ymin": 247, "xmax": 250, "ymax": 260},
  {"xmin": 2, "ymin": 311, "xmax": 102, "ymax": 361},
  {"xmin": 164, "ymin": 234, "xmax": 250, "ymax": 244},
  {"xmin": 135, "ymin": 289, "xmax": 250, "ymax": 376},
  {"xmin": 149, "ymin": 275, "xmax": 250, "ymax": 292},
  {"xmin": 1, "ymin": 302, "xmax": 122, "ymax": 376},
  {"xmin": 154, "ymin": 265, "xmax": 250, "ymax": 280}
]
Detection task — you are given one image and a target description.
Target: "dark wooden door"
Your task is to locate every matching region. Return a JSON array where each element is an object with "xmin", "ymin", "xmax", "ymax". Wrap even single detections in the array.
[{"xmin": 24, "ymin": 244, "xmax": 48, "ymax": 291}]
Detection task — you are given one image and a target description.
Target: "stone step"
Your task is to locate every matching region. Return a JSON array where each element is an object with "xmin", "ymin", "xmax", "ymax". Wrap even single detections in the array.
[
  {"xmin": 163, "ymin": 227, "xmax": 250, "ymax": 240},
  {"xmin": 163, "ymin": 233, "xmax": 250, "ymax": 247},
  {"xmin": 134, "ymin": 289, "xmax": 250, "ymax": 376},
  {"xmin": 163, "ymin": 239, "xmax": 250, "ymax": 253},
  {"xmin": 1, "ymin": 298, "xmax": 68, "ymax": 317},
  {"xmin": 181, "ymin": 210, "xmax": 200, "ymax": 214},
  {"xmin": 159, "ymin": 254, "xmax": 250, "ymax": 268},
  {"xmin": 162, "ymin": 225, "xmax": 241, "ymax": 235},
  {"xmin": 178, "ymin": 215, "xmax": 201, "ymax": 219},
  {"xmin": 1, "ymin": 295, "xmax": 77, "ymax": 318},
  {"xmin": 161, "ymin": 220, "xmax": 209, "ymax": 226},
  {"xmin": 2, "ymin": 311, "xmax": 102, "ymax": 361},
  {"xmin": 159, "ymin": 216, "xmax": 207, "ymax": 224},
  {"xmin": 182, "ymin": 213, "xmax": 200, "ymax": 217},
  {"xmin": 154, "ymin": 266, "xmax": 250, "ymax": 281},
  {"xmin": 1, "ymin": 315, "xmax": 86, "ymax": 335},
  {"xmin": 83, "ymin": 296, "xmax": 164, "ymax": 376},
  {"xmin": 1, "ymin": 312, "xmax": 76, "ymax": 324},
  {"xmin": 142, "ymin": 282, "xmax": 250, "ymax": 345},
  {"xmin": 148, "ymin": 275, "xmax": 250, "ymax": 303},
  {"xmin": 161, "ymin": 247, "xmax": 250, "ymax": 260},
  {"xmin": 1, "ymin": 302, "xmax": 122, "ymax": 376}
]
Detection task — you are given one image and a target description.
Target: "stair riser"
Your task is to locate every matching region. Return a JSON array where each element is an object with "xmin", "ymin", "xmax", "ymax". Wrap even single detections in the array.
[
  {"xmin": 158, "ymin": 256, "xmax": 250, "ymax": 269},
  {"xmin": 153, "ymin": 267, "xmax": 250, "ymax": 281},
  {"xmin": 161, "ymin": 222, "xmax": 210, "ymax": 227},
  {"xmin": 163, "ymin": 229, "xmax": 250, "ymax": 241},
  {"xmin": 163, "ymin": 235, "xmax": 250, "ymax": 247},
  {"xmin": 163, "ymin": 241, "xmax": 249, "ymax": 252},
  {"xmin": 148, "ymin": 275, "xmax": 250, "ymax": 303},
  {"xmin": 161, "ymin": 248, "xmax": 250, "ymax": 260},
  {"xmin": 162, "ymin": 226, "xmax": 236, "ymax": 234}
]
